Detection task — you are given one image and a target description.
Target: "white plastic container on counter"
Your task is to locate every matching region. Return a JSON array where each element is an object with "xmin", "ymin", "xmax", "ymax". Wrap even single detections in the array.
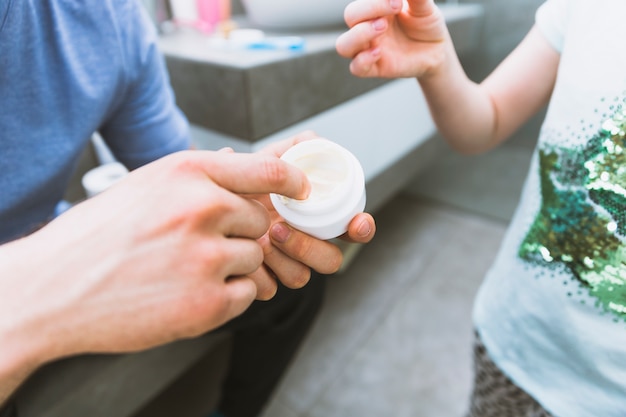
[{"xmin": 81, "ymin": 162, "xmax": 129, "ymax": 198}]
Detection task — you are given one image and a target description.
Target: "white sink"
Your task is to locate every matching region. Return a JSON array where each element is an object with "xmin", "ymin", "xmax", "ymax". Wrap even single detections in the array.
[
  {"xmin": 241, "ymin": 0, "xmax": 484, "ymax": 39},
  {"xmin": 240, "ymin": 0, "xmax": 351, "ymax": 30}
]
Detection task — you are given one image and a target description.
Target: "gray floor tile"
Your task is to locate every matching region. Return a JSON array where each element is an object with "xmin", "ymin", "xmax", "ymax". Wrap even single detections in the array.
[
  {"xmin": 305, "ymin": 204, "xmax": 506, "ymax": 417},
  {"xmin": 262, "ymin": 198, "xmax": 484, "ymax": 415},
  {"xmin": 259, "ymin": 399, "xmax": 299, "ymax": 417},
  {"xmin": 259, "ymin": 130, "xmax": 535, "ymax": 417},
  {"xmin": 262, "ymin": 198, "xmax": 508, "ymax": 417},
  {"xmin": 402, "ymin": 145, "xmax": 534, "ymax": 222}
]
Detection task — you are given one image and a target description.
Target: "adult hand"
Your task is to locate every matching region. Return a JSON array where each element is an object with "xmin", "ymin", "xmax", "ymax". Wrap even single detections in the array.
[
  {"xmin": 243, "ymin": 131, "xmax": 377, "ymax": 299},
  {"xmin": 0, "ymin": 150, "xmax": 310, "ymax": 370},
  {"xmin": 336, "ymin": 0, "xmax": 449, "ymax": 79}
]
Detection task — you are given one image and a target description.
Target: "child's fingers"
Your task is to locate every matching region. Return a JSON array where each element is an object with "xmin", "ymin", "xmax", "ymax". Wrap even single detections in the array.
[
  {"xmin": 349, "ymin": 47, "xmax": 383, "ymax": 78},
  {"xmin": 406, "ymin": 0, "xmax": 438, "ymax": 18},
  {"xmin": 343, "ymin": 0, "xmax": 402, "ymax": 28},
  {"xmin": 336, "ymin": 17, "xmax": 388, "ymax": 59}
]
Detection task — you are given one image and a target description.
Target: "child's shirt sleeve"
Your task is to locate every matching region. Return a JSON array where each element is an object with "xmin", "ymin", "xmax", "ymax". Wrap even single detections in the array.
[{"xmin": 535, "ymin": 0, "xmax": 572, "ymax": 53}]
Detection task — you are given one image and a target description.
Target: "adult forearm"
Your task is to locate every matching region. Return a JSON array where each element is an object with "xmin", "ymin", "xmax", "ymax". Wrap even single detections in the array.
[{"xmin": 0, "ymin": 238, "xmax": 52, "ymax": 406}]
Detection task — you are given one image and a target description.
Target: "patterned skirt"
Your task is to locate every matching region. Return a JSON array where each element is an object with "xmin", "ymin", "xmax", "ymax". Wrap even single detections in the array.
[{"xmin": 466, "ymin": 333, "xmax": 553, "ymax": 417}]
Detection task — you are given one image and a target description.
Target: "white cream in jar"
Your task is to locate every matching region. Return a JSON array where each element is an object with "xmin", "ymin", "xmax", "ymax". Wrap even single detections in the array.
[{"xmin": 270, "ymin": 138, "xmax": 366, "ymax": 240}]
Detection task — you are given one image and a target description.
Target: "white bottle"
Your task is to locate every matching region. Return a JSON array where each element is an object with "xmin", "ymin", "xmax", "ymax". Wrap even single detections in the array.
[
  {"xmin": 270, "ymin": 138, "xmax": 366, "ymax": 240},
  {"xmin": 81, "ymin": 162, "xmax": 129, "ymax": 198}
]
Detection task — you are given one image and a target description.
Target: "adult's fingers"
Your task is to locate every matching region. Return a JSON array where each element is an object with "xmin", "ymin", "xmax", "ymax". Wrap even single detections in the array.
[
  {"xmin": 269, "ymin": 222, "xmax": 344, "ymax": 276},
  {"xmin": 202, "ymin": 237, "xmax": 266, "ymax": 278},
  {"xmin": 211, "ymin": 193, "xmax": 272, "ymax": 240},
  {"xmin": 340, "ymin": 212, "xmax": 377, "ymax": 243},
  {"xmin": 219, "ymin": 276, "xmax": 258, "ymax": 321},
  {"xmin": 242, "ymin": 262, "xmax": 280, "ymax": 301},
  {"xmin": 258, "ymin": 230, "xmax": 313, "ymax": 289},
  {"xmin": 258, "ymin": 130, "xmax": 319, "ymax": 157},
  {"xmin": 184, "ymin": 151, "xmax": 311, "ymax": 201}
]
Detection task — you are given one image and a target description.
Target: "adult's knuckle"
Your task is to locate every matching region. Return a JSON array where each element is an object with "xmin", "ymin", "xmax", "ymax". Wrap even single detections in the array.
[
  {"xmin": 261, "ymin": 155, "xmax": 288, "ymax": 187},
  {"xmin": 192, "ymin": 240, "xmax": 230, "ymax": 273},
  {"xmin": 164, "ymin": 150, "xmax": 196, "ymax": 172}
]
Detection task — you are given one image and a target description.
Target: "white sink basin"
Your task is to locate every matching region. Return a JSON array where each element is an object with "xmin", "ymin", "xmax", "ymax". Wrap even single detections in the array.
[
  {"xmin": 241, "ymin": 0, "xmax": 484, "ymax": 38},
  {"xmin": 240, "ymin": 0, "xmax": 351, "ymax": 30}
]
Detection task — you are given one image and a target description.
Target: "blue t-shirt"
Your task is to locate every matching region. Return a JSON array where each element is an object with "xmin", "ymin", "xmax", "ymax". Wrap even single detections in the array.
[{"xmin": 0, "ymin": 0, "xmax": 191, "ymax": 243}]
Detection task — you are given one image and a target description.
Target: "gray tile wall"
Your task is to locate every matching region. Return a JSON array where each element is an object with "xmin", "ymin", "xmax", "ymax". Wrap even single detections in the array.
[
  {"xmin": 404, "ymin": 0, "xmax": 548, "ymax": 220},
  {"xmin": 229, "ymin": 0, "xmax": 547, "ymax": 141},
  {"xmin": 460, "ymin": 0, "xmax": 544, "ymax": 80},
  {"xmin": 233, "ymin": 0, "xmax": 544, "ymax": 78},
  {"xmin": 460, "ymin": 0, "xmax": 547, "ymax": 141},
  {"xmin": 231, "ymin": 0, "xmax": 244, "ymax": 15}
]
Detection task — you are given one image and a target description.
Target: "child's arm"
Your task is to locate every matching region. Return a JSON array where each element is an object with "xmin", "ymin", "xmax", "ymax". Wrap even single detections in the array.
[{"xmin": 336, "ymin": 0, "xmax": 560, "ymax": 154}]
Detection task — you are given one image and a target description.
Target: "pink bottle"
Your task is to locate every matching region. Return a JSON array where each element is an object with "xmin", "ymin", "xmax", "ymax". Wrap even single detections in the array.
[{"xmin": 196, "ymin": 0, "xmax": 220, "ymax": 32}]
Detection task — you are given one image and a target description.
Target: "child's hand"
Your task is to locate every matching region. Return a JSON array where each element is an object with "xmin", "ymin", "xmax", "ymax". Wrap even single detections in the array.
[{"xmin": 336, "ymin": 0, "xmax": 449, "ymax": 79}]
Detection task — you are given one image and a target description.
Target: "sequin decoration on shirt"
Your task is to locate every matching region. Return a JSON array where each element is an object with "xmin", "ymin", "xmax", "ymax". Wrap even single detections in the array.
[{"xmin": 519, "ymin": 107, "xmax": 626, "ymax": 321}]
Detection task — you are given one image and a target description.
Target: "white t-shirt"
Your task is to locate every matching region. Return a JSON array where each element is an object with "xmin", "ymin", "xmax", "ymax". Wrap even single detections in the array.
[{"xmin": 473, "ymin": 0, "xmax": 626, "ymax": 415}]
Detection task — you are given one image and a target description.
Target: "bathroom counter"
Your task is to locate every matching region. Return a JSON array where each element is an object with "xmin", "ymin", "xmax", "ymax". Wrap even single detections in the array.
[
  {"xmin": 159, "ymin": 23, "xmax": 388, "ymax": 141},
  {"xmin": 159, "ymin": 4, "xmax": 485, "ymax": 143},
  {"xmin": 16, "ymin": 332, "xmax": 230, "ymax": 417}
]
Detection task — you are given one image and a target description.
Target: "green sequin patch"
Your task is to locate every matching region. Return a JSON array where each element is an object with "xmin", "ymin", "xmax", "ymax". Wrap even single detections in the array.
[{"xmin": 519, "ymin": 108, "xmax": 626, "ymax": 321}]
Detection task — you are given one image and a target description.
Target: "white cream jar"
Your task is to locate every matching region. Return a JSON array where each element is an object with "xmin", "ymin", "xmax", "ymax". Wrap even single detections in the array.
[{"xmin": 270, "ymin": 138, "xmax": 366, "ymax": 240}]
